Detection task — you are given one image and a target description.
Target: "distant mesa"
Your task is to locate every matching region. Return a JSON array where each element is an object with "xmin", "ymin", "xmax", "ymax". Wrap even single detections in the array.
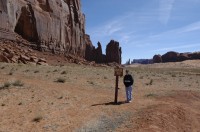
[
  {"xmin": 153, "ymin": 51, "xmax": 200, "ymax": 63},
  {"xmin": 125, "ymin": 59, "xmax": 153, "ymax": 65},
  {"xmin": 0, "ymin": 0, "xmax": 122, "ymax": 65},
  {"xmin": 125, "ymin": 51, "xmax": 200, "ymax": 65}
]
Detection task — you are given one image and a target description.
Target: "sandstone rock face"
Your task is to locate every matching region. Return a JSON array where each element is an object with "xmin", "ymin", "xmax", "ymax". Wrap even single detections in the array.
[
  {"xmin": 161, "ymin": 51, "xmax": 179, "ymax": 63},
  {"xmin": 153, "ymin": 54, "xmax": 162, "ymax": 63},
  {"xmin": 94, "ymin": 42, "xmax": 103, "ymax": 63},
  {"xmin": 0, "ymin": 0, "xmax": 85, "ymax": 57},
  {"xmin": 106, "ymin": 40, "xmax": 122, "ymax": 64},
  {"xmin": 85, "ymin": 34, "xmax": 95, "ymax": 61},
  {"xmin": 85, "ymin": 39, "xmax": 122, "ymax": 64}
]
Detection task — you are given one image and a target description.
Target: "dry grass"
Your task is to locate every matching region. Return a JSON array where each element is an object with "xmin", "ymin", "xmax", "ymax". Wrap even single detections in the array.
[{"xmin": 0, "ymin": 60, "xmax": 200, "ymax": 131}]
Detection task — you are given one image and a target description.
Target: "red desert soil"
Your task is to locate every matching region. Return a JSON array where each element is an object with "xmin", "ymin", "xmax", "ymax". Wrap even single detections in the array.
[{"xmin": 0, "ymin": 60, "xmax": 200, "ymax": 131}]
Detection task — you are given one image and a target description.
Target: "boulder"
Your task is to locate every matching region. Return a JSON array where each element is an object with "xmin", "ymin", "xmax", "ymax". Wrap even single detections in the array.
[
  {"xmin": 30, "ymin": 56, "xmax": 39, "ymax": 63},
  {"xmin": 20, "ymin": 55, "xmax": 30, "ymax": 61},
  {"xmin": 38, "ymin": 58, "xmax": 47, "ymax": 63},
  {"xmin": 0, "ymin": 54, "xmax": 10, "ymax": 63}
]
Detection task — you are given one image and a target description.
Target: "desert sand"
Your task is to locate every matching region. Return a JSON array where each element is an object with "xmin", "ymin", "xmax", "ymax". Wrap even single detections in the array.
[{"xmin": 0, "ymin": 60, "xmax": 200, "ymax": 132}]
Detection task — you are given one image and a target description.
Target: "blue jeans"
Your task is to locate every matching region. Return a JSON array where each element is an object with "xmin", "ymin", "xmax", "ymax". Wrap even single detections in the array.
[{"xmin": 125, "ymin": 86, "xmax": 132, "ymax": 101}]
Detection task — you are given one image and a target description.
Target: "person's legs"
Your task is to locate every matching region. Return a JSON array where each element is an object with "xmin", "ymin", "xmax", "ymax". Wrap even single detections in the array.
[
  {"xmin": 127, "ymin": 86, "xmax": 133, "ymax": 102},
  {"xmin": 125, "ymin": 87, "xmax": 129, "ymax": 102}
]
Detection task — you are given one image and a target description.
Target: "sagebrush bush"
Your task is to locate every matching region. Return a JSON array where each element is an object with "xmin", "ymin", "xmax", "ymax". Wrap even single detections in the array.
[
  {"xmin": 12, "ymin": 80, "xmax": 24, "ymax": 87},
  {"xmin": 56, "ymin": 77, "xmax": 66, "ymax": 83},
  {"xmin": 32, "ymin": 115, "xmax": 43, "ymax": 122},
  {"xmin": 0, "ymin": 82, "xmax": 12, "ymax": 89}
]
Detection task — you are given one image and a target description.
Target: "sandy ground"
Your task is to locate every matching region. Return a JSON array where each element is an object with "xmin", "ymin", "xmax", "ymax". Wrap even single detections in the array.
[{"xmin": 0, "ymin": 60, "xmax": 200, "ymax": 132}]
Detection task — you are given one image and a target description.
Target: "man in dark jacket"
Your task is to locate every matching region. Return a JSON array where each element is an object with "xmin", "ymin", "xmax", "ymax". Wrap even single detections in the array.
[{"xmin": 123, "ymin": 70, "xmax": 134, "ymax": 103}]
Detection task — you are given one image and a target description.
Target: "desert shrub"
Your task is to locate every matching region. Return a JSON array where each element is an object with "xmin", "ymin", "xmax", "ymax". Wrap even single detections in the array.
[
  {"xmin": 88, "ymin": 81, "xmax": 95, "ymax": 85},
  {"xmin": 149, "ymin": 79, "xmax": 153, "ymax": 85},
  {"xmin": 32, "ymin": 115, "xmax": 43, "ymax": 122},
  {"xmin": 8, "ymin": 71, "xmax": 13, "ymax": 75},
  {"xmin": 139, "ymin": 76, "xmax": 143, "ymax": 79},
  {"xmin": 146, "ymin": 79, "xmax": 153, "ymax": 85},
  {"xmin": 0, "ymin": 82, "xmax": 12, "ymax": 89},
  {"xmin": 145, "ymin": 93, "xmax": 157, "ymax": 97},
  {"xmin": 171, "ymin": 74, "xmax": 176, "ymax": 77},
  {"xmin": 104, "ymin": 76, "xmax": 108, "ymax": 79},
  {"xmin": 56, "ymin": 77, "xmax": 66, "ymax": 83},
  {"xmin": 61, "ymin": 71, "xmax": 67, "ymax": 74},
  {"xmin": 34, "ymin": 70, "xmax": 39, "ymax": 73},
  {"xmin": 53, "ymin": 69, "xmax": 58, "ymax": 72},
  {"xmin": 12, "ymin": 80, "xmax": 24, "ymax": 87},
  {"xmin": 24, "ymin": 69, "xmax": 30, "ymax": 72}
]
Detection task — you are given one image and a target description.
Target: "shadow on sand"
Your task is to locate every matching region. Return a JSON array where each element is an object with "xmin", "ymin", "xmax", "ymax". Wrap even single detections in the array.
[{"xmin": 91, "ymin": 101, "xmax": 127, "ymax": 106}]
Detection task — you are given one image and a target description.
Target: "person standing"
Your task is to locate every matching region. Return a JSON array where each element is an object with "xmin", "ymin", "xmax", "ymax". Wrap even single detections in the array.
[{"xmin": 123, "ymin": 70, "xmax": 134, "ymax": 103}]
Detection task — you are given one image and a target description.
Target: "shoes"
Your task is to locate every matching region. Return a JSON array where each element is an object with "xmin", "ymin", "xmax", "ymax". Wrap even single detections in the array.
[{"xmin": 126, "ymin": 100, "xmax": 132, "ymax": 103}]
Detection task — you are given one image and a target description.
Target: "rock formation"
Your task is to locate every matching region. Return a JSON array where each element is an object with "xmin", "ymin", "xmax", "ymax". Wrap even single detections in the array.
[
  {"xmin": 106, "ymin": 40, "xmax": 122, "ymax": 64},
  {"xmin": 0, "ymin": 0, "xmax": 122, "ymax": 65},
  {"xmin": 178, "ymin": 53, "xmax": 190, "ymax": 61},
  {"xmin": 85, "ymin": 40, "xmax": 122, "ymax": 64},
  {"xmin": 161, "ymin": 51, "xmax": 179, "ymax": 62},
  {"xmin": 153, "ymin": 51, "xmax": 200, "ymax": 63},
  {"xmin": 85, "ymin": 34, "xmax": 95, "ymax": 61},
  {"xmin": 0, "ymin": 0, "xmax": 86, "ymax": 57},
  {"xmin": 153, "ymin": 54, "xmax": 162, "ymax": 63}
]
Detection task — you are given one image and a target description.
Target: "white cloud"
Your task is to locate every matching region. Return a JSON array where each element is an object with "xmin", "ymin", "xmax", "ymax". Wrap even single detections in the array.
[
  {"xmin": 178, "ymin": 21, "xmax": 200, "ymax": 33},
  {"xmin": 159, "ymin": 0, "xmax": 175, "ymax": 24}
]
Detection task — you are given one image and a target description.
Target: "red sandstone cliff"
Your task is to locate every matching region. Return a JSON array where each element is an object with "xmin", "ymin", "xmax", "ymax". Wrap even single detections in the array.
[
  {"xmin": 0, "ymin": 0, "xmax": 122, "ymax": 65},
  {"xmin": 0, "ymin": 0, "xmax": 85, "ymax": 57}
]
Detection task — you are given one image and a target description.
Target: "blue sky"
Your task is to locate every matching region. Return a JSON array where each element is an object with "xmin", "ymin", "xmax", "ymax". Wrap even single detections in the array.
[{"xmin": 82, "ymin": 0, "xmax": 200, "ymax": 63}]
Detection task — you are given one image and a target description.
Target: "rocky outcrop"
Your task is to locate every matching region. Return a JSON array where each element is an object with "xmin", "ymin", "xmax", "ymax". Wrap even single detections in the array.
[
  {"xmin": 0, "ymin": 0, "xmax": 86, "ymax": 57},
  {"xmin": 153, "ymin": 54, "xmax": 162, "ymax": 63},
  {"xmin": 94, "ymin": 42, "xmax": 103, "ymax": 63},
  {"xmin": 153, "ymin": 51, "xmax": 200, "ymax": 63},
  {"xmin": 0, "ymin": 0, "xmax": 123, "ymax": 65},
  {"xmin": 85, "ymin": 40, "xmax": 122, "ymax": 64},
  {"xmin": 0, "ymin": 40, "xmax": 47, "ymax": 65},
  {"xmin": 178, "ymin": 53, "xmax": 190, "ymax": 61},
  {"xmin": 188, "ymin": 52, "xmax": 200, "ymax": 60},
  {"xmin": 106, "ymin": 40, "xmax": 122, "ymax": 64},
  {"xmin": 85, "ymin": 34, "xmax": 95, "ymax": 61},
  {"xmin": 161, "ymin": 51, "xmax": 179, "ymax": 62}
]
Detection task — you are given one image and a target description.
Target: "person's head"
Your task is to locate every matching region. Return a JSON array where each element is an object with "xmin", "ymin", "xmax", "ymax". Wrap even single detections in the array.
[{"xmin": 126, "ymin": 70, "xmax": 129, "ymax": 75}]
